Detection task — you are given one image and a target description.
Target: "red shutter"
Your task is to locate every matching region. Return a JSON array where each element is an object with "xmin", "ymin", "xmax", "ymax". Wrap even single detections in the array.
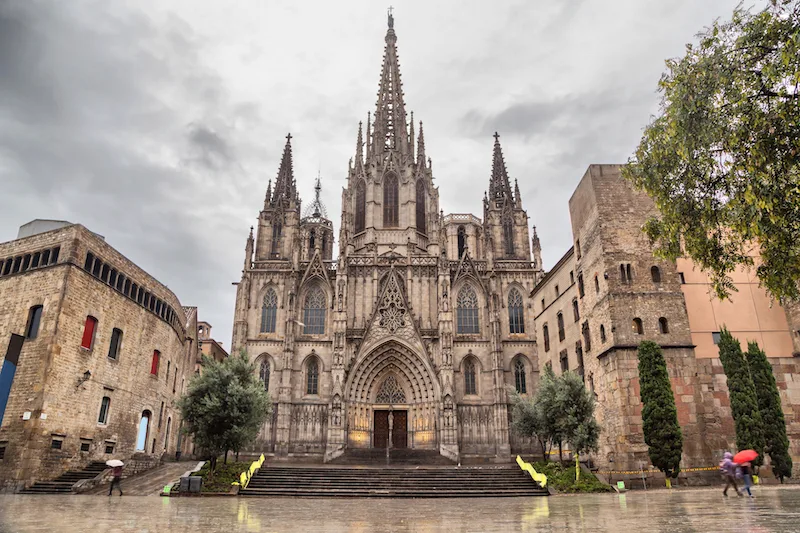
[
  {"xmin": 81, "ymin": 316, "xmax": 97, "ymax": 349},
  {"xmin": 151, "ymin": 350, "xmax": 160, "ymax": 375}
]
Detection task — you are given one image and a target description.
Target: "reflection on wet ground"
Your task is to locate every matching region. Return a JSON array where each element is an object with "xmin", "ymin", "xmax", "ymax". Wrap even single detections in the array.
[{"xmin": 0, "ymin": 486, "xmax": 798, "ymax": 532}]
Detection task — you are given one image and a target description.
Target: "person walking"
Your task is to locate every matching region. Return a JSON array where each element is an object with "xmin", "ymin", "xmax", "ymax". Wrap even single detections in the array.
[
  {"xmin": 108, "ymin": 464, "xmax": 124, "ymax": 496},
  {"xmin": 740, "ymin": 461, "xmax": 754, "ymax": 498},
  {"xmin": 720, "ymin": 452, "xmax": 741, "ymax": 497}
]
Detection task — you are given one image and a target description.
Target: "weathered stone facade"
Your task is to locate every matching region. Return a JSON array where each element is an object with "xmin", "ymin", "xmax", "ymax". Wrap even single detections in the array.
[
  {"xmin": 0, "ymin": 222, "xmax": 198, "ymax": 490},
  {"xmin": 232, "ymin": 16, "xmax": 543, "ymax": 462},
  {"xmin": 533, "ymin": 165, "xmax": 800, "ymax": 474}
]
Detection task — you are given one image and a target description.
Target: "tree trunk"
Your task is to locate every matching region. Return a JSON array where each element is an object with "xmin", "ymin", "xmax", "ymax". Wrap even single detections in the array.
[
  {"xmin": 224, "ymin": 450, "xmax": 228, "ymax": 464},
  {"xmin": 558, "ymin": 442, "xmax": 563, "ymax": 463},
  {"xmin": 575, "ymin": 453, "xmax": 580, "ymax": 481},
  {"xmin": 539, "ymin": 439, "xmax": 547, "ymax": 461}
]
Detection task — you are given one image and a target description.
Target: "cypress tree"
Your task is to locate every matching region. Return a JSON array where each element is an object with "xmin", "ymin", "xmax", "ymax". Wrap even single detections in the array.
[
  {"xmin": 717, "ymin": 328, "xmax": 765, "ymax": 466},
  {"xmin": 637, "ymin": 341, "xmax": 683, "ymax": 483},
  {"xmin": 746, "ymin": 341, "xmax": 792, "ymax": 481}
]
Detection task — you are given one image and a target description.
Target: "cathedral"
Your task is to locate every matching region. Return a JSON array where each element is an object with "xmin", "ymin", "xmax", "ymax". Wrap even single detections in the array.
[{"xmin": 231, "ymin": 13, "xmax": 543, "ymax": 462}]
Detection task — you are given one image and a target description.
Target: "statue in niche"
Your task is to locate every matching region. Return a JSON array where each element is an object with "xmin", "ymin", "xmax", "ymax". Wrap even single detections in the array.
[
  {"xmin": 337, "ymin": 279, "xmax": 345, "ymax": 311},
  {"xmin": 441, "ymin": 281, "xmax": 449, "ymax": 312}
]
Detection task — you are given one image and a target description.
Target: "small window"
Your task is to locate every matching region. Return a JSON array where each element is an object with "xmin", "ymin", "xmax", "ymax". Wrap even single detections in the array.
[
  {"xmin": 575, "ymin": 239, "xmax": 581, "ymax": 260},
  {"xmin": 166, "ymin": 360, "xmax": 171, "ymax": 383},
  {"xmin": 658, "ymin": 317, "xmax": 669, "ymax": 334},
  {"xmin": 80, "ymin": 441, "xmax": 91, "ymax": 452},
  {"xmin": 464, "ymin": 360, "xmax": 477, "ymax": 395},
  {"xmin": 541, "ymin": 298, "xmax": 545, "ymax": 311},
  {"xmin": 569, "ymin": 271, "xmax": 574, "ymax": 284},
  {"xmin": 26, "ymin": 305, "xmax": 43, "ymax": 339},
  {"xmin": 600, "ymin": 324, "xmax": 606, "ymax": 343},
  {"xmin": 51, "ymin": 438, "xmax": 63, "ymax": 450},
  {"xmin": 626, "ymin": 264, "xmax": 633, "ymax": 282},
  {"xmin": 514, "ymin": 359, "xmax": 527, "ymax": 394},
  {"xmin": 457, "ymin": 226, "xmax": 467, "ymax": 258},
  {"xmin": 306, "ymin": 358, "xmax": 319, "ymax": 395},
  {"xmin": 101, "ymin": 264, "xmax": 110, "ymax": 283},
  {"xmin": 108, "ymin": 328, "xmax": 122, "ymax": 360},
  {"xmin": 31, "ymin": 252, "xmax": 40, "ymax": 268},
  {"xmin": 80, "ymin": 316, "xmax": 98, "ymax": 350},
  {"xmin": 84, "ymin": 252, "xmax": 95, "ymax": 271},
  {"xmin": 594, "ymin": 275, "xmax": 600, "ymax": 293},
  {"xmin": 92, "ymin": 258, "xmax": 102, "ymax": 277},
  {"xmin": 578, "ymin": 273, "xmax": 585, "ymax": 298},
  {"xmin": 576, "ymin": 341, "xmax": 584, "ymax": 369},
  {"xmin": 98, "ymin": 396, "xmax": 111, "ymax": 424},
  {"xmin": 543, "ymin": 324, "xmax": 550, "ymax": 352},
  {"xmin": 712, "ymin": 332, "xmax": 721, "ymax": 344},
  {"xmin": 105, "ymin": 444, "xmax": 115, "ymax": 454},
  {"xmin": 151, "ymin": 350, "xmax": 160, "ymax": 375},
  {"xmin": 582, "ymin": 321, "xmax": 592, "ymax": 352},
  {"xmin": 21, "ymin": 255, "xmax": 31, "ymax": 272},
  {"xmin": 554, "ymin": 285, "xmax": 559, "ymax": 297},
  {"xmin": 572, "ymin": 299, "xmax": 580, "ymax": 323},
  {"xmin": 0, "ymin": 442, "xmax": 6, "ymax": 460},
  {"xmin": 651, "ymin": 266, "xmax": 662, "ymax": 283},
  {"xmin": 632, "ymin": 318, "xmax": 643, "ymax": 335},
  {"xmin": 50, "ymin": 247, "xmax": 60, "ymax": 264},
  {"xmin": 678, "ymin": 272, "xmax": 686, "ymax": 284},
  {"xmin": 560, "ymin": 350, "xmax": 569, "ymax": 372},
  {"xmin": 557, "ymin": 312, "xmax": 565, "ymax": 341}
]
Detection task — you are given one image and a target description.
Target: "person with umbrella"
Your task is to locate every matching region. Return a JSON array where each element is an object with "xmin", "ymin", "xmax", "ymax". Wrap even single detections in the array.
[
  {"xmin": 733, "ymin": 450, "xmax": 759, "ymax": 499},
  {"xmin": 106, "ymin": 459, "xmax": 124, "ymax": 496},
  {"xmin": 719, "ymin": 452, "xmax": 741, "ymax": 497}
]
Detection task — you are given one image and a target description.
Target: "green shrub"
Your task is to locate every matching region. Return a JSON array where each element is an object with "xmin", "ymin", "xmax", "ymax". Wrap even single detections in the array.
[
  {"xmin": 196, "ymin": 460, "xmax": 253, "ymax": 493},
  {"xmin": 532, "ymin": 461, "xmax": 613, "ymax": 493}
]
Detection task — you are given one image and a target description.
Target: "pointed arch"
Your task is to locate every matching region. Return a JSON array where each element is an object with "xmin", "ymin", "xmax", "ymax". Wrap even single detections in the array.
[
  {"xmin": 270, "ymin": 220, "xmax": 282, "ymax": 258},
  {"xmin": 415, "ymin": 179, "xmax": 426, "ymax": 234},
  {"xmin": 508, "ymin": 287, "xmax": 525, "ymax": 334},
  {"xmin": 256, "ymin": 354, "xmax": 272, "ymax": 392},
  {"xmin": 513, "ymin": 356, "xmax": 527, "ymax": 394},
  {"xmin": 456, "ymin": 285, "xmax": 480, "ymax": 334},
  {"xmin": 355, "ymin": 179, "xmax": 366, "ymax": 233},
  {"xmin": 502, "ymin": 209, "xmax": 514, "ymax": 257},
  {"xmin": 302, "ymin": 285, "xmax": 326, "ymax": 335},
  {"xmin": 383, "ymin": 173, "xmax": 399, "ymax": 227},
  {"xmin": 261, "ymin": 288, "xmax": 278, "ymax": 333},
  {"xmin": 306, "ymin": 355, "xmax": 319, "ymax": 395}
]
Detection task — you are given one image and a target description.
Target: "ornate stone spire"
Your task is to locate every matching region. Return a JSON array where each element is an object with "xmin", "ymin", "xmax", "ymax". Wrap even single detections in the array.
[
  {"xmin": 303, "ymin": 173, "xmax": 328, "ymax": 220},
  {"xmin": 488, "ymin": 132, "xmax": 513, "ymax": 204},
  {"xmin": 264, "ymin": 179, "xmax": 272, "ymax": 210},
  {"xmin": 532, "ymin": 225, "xmax": 542, "ymax": 271},
  {"xmin": 244, "ymin": 226, "xmax": 254, "ymax": 271},
  {"xmin": 408, "ymin": 111, "xmax": 415, "ymax": 161},
  {"xmin": 514, "ymin": 178, "xmax": 522, "ymax": 208},
  {"xmin": 355, "ymin": 121, "xmax": 364, "ymax": 168},
  {"xmin": 416, "ymin": 121, "xmax": 427, "ymax": 168},
  {"xmin": 370, "ymin": 10, "xmax": 409, "ymax": 156},
  {"xmin": 271, "ymin": 133, "xmax": 296, "ymax": 206}
]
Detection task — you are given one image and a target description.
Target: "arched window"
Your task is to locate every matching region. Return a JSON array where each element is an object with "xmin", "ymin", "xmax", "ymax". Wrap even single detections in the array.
[
  {"xmin": 464, "ymin": 359, "xmax": 477, "ymax": 395},
  {"xmin": 582, "ymin": 321, "xmax": 592, "ymax": 352},
  {"xmin": 651, "ymin": 266, "xmax": 662, "ymax": 283},
  {"xmin": 557, "ymin": 312, "xmax": 565, "ymax": 341},
  {"xmin": 303, "ymin": 287, "xmax": 326, "ymax": 335},
  {"xmin": 600, "ymin": 324, "xmax": 606, "ymax": 343},
  {"xmin": 270, "ymin": 221, "xmax": 282, "ymax": 258},
  {"xmin": 416, "ymin": 179, "xmax": 426, "ymax": 234},
  {"xmin": 81, "ymin": 316, "xmax": 97, "ymax": 350},
  {"xmin": 456, "ymin": 286, "xmax": 480, "ymax": 334},
  {"xmin": 306, "ymin": 357, "xmax": 319, "ymax": 395},
  {"xmin": 98, "ymin": 396, "xmax": 111, "ymax": 424},
  {"xmin": 503, "ymin": 213, "xmax": 515, "ymax": 256},
  {"xmin": 514, "ymin": 358, "xmax": 527, "ymax": 394},
  {"xmin": 457, "ymin": 226, "xmax": 466, "ymax": 258},
  {"xmin": 26, "ymin": 305, "xmax": 43, "ymax": 339},
  {"xmin": 658, "ymin": 317, "xmax": 669, "ymax": 334},
  {"xmin": 542, "ymin": 324, "xmax": 550, "ymax": 352},
  {"xmin": 259, "ymin": 359, "xmax": 271, "ymax": 392},
  {"xmin": 355, "ymin": 179, "xmax": 366, "ymax": 233},
  {"xmin": 632, "ymin": 318, "xmax": 643, "ymax": 335},
  {"xmin": 383, "ymin": 173, "xmax": 398, "ymax": 227},
  {"xmin": 594, "ymin": 275, "xmax": 600, "ymax": 293},
  {"xmin": 572, "ymin": 299, "xmax": 580, "ymax": 323},
  {"xmin": 136, "ymin": 411, "xmax": 151, "ymax": 451},
  {"xmin": 261, "ymin": 289, "xmax": 278, "ymax": 333},
  {"xmin": 508, "ymin": 288, "xmax": 525, "ymax": 334}
]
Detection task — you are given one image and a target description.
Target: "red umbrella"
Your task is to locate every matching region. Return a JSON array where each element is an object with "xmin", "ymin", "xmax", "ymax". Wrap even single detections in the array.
[{"xmin": 734, "ymin": 450, "xmax": 758, "ymax": 464}]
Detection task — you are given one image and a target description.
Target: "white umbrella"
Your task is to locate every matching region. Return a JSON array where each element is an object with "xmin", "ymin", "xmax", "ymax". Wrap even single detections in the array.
[{"xmin": 106, "ymin": 459, "xmax": 124, "ymax": 467}]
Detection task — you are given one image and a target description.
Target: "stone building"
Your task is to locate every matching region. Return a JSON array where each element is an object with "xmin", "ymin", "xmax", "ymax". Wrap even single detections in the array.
[
  {"xmin": 0, "ymin": 220, "xmax": 198, "ymax": 490},
  {"xmin": 533, "ymin": 165, "xmax": 800, "ymax": 473},
  {"xmin": 232, "ymin": 14, "xmax": 543, "ymax": 462},
  {"xmin": 198, "ymin": 321, "xmax": 229, "ymax": 372}
]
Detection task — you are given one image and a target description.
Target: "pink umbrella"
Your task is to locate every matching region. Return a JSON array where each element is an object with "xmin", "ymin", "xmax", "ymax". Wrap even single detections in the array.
[{"xmin": 733, "ymin": 450, "xmax": 758, "ymax": 464}]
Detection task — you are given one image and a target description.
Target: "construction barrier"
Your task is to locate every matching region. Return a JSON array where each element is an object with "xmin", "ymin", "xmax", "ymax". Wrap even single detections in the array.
[
  {"xmin": 232, "ymin": 454, "xmax": 265, "ymax": 489},
  {"xmin": 595, "ymin": 466, "xmax": 719, "ymax": 475},
  {"xmin": 516, "ymin": 455, "xmax": 548, "ymax": 488}
]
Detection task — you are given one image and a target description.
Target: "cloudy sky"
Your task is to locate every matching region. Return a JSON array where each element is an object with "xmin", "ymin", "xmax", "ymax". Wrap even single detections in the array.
[{"xmin": 0, "ymin": 0, "xmax": 765, "ymax": 348}]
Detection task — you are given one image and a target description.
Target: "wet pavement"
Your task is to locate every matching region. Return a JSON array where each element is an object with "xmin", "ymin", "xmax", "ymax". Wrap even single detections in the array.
[{"xmin": 1, "ymin": 486, "xmax": 799, "ymax": 532}]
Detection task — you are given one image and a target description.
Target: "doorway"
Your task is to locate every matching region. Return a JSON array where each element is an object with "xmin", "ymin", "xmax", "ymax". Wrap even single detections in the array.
[{"xmin": 373, "ymin": 409, "xmax": 407, "ymax": 449}]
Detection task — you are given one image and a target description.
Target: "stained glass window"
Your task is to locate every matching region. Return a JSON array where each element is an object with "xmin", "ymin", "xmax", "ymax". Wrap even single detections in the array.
[
  {"xmin": 355, "ymin": 180, "xmax": 366, "ymax": 233},
  {"xmin": 456, "ymin": 286, "xmax": 479, "ymax": 334},
  {"xmin": 416, "ymin": 179, "xmax": 426, "ymax": 234},
  {"xmin": 383, "ymin": 174, "xmax": 398, "ymax": 227},
  {"xmin": 514, "ymin": 359, "xmax": 526, "ymax": 394},
  {"xmin": 303, "ymin": 287, "xmax": 326, "ymax": 335},
  {"xmin": 261, "ymin": 289, "xmax": 277, "ymax": 333},
  {"xmin": 508, "ymin": 288, "xmax": 524, "ymax": 334}
]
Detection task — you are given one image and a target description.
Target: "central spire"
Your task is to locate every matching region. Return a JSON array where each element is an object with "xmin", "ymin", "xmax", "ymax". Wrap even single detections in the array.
[
  {"xmin": 370, "ymin": 9, "xmax": 409, "ymax": 156},
  {"xmin": 489, "ymin": 132, "xmax": 514, "ymax": 204},
  {"xmin": 270, "ymin": 133, "xmax": 298, "ymax": 207}
]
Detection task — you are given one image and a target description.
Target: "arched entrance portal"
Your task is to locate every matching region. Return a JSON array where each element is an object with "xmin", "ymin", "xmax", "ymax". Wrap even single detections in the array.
[{"xmin": 345, "ymin": 341, "xmax": 439, "ymax": 450}]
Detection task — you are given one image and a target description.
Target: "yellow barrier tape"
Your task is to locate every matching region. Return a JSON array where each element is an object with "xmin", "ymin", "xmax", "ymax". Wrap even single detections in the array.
[
  {"xmin": 595, "ymin": 466, "xmax": 720, "ymax": 475},
  {"xmin": 516, "ymin": 455, "xmax": 548, "ymax": 488}
]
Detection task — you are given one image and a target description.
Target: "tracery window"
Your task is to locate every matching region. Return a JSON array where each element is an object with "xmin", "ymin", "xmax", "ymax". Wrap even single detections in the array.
[
  {"xmin": 457, "ymin": 226, "xmax": 466, "ymax": 258},
  {"xmin": 259, "ymin": 359, "xmax": 270, "ymax": 392},
  {"xmin": 514, "ymin": 358, "xmax": 527, "ymax": 394},
  {"xmin": 261, "ymin": 289, "xmax": 277, "ymax": 333},
  {"xmin": 376, "ymin": 375, "xmax": 406, "ymax": 404},
  {"xmin": 503, "ymin": 213, "xmax": 515, "ymax": 256},
  {"xmin": 383, "ymin": 173, "xmax": 398, "ymax": 227},
  {"xmin": 270, "ymin": 221, "xmax": 282, "ymax": 258},
  {"xmin": 464, "ymin": 360, "xmax": 477, "ymax": 395},
  {"xmin": 306, "ymin": 357, "xmax": 319, "ymax": 395},
  {"xmin": 416, "ymin": 179, "xmax": 426, "ymax": 234},
  {"xmin": 303, "ymin": 287, "xmax": 326, "ymax": 335},
  {"xmin": 508, "ymin": 288, "xmax": 525, "ymax": 334},
  {"xmin": 456, "ymin": 286, "xmax": 479, "ymax": 334},
  {"xmin": 355, "ymin": 179, "xmax": 366, "ymax": 233}
]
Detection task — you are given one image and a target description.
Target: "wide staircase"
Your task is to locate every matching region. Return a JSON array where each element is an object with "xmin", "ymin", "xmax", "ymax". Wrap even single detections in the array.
[
  {"xmin": 330, "ymin": 448, "xmax": 456, "ymax": 466},
  {"xmin": 19, "ymin": 461, "xmax": 107, "ymax": 494},
  {"xmin": 240, "ymin": 463, "xmax": 548, "ymax": 498}
]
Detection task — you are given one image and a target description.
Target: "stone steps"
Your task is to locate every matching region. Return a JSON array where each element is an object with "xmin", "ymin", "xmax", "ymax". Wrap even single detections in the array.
[
  {"xmin": 19, "ymin": 462, "xmax": 108, "ymax": 494},
  {"xmin": 240, "ymin": 465, "xmax": 547, "ymax": 498}
]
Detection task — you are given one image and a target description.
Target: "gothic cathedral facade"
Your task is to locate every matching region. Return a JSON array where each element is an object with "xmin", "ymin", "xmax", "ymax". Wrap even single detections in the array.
[{"xmin": 232, "ymin": 15, "xmax": 544, "ymax": 462}]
